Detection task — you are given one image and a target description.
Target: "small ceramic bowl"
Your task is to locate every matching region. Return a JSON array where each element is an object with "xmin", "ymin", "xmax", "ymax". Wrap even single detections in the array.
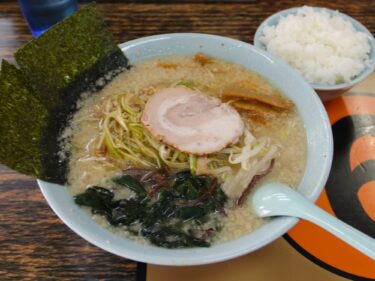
[
  {"xmin": 254, "ymin": 7, "xmax": 375, "ymax": 101},
  {"xmin": 38, "ymin": 33, "xmax": 333, "ymax": 265}
]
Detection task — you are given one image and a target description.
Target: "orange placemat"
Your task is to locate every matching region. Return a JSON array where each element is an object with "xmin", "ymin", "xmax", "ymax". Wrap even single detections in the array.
[{"xmin": 145, "ymin": 74, "xmax": 375, "ymax": 281}]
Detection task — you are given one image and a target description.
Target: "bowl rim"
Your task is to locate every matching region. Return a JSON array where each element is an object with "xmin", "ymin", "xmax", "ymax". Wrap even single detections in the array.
[
  {"xmin": 38, "ymin": 32, "xmax": 333, "ymax": 266},
  {"xmin": 253, "ymin": 6, "xmax": 375, "ymax": 91}
]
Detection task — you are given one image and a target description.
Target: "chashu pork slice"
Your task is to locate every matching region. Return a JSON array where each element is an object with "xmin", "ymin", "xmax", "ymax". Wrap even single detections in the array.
[{"xmin": 141, "ymin": 87, "xmax": 244, "ymax": 155}]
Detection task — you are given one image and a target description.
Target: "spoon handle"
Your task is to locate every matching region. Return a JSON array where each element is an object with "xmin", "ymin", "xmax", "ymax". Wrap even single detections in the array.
[{"xmin": 278, "ymin": 187, "xmax": 375, "ymax": 260}]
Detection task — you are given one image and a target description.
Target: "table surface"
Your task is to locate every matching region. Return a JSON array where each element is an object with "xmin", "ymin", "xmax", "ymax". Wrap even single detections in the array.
[{"xmin": 0, "ymin": 1, "xmax": 374, "ymax": 280}]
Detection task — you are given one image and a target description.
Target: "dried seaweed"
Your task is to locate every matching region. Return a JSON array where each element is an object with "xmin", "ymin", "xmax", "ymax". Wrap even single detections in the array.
[
  {"xmin": 15, "ymin": 3, "xmax": 129, "ymax": 112},
  {"xmin": 0, "ymin": 4, "xmax": 129, "ymax": 184},
  {"xmin": 0, "ymin": 60, "xmax": 48, "ymax": 178}
]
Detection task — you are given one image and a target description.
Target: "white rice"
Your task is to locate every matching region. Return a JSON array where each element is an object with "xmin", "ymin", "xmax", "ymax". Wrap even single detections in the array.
[{"xmin": 260, "ymin": 6, "xmax": 371, "ymax": 85}]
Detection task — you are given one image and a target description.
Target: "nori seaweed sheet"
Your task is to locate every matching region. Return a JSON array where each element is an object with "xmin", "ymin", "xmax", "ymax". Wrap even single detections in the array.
[
  {"xmin": 15, "ymin": 3, "xmax": 129, "ymax": 112},
  {"xmin": 0, "ymin": 3, "xmax": 129, "ymax": 184},
  {"xmin": 40, "ymin": 49, "xmax": 128, "ymax": 184},
  {"xmin": 0, "ymin": 60, "xmax": 48, "ymax": 178}
]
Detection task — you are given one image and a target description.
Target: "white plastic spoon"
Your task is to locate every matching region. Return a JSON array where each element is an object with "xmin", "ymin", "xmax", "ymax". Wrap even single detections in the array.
[{"xmin": 251, "ymin": 183, "xmax": 375, "ymax": 260}]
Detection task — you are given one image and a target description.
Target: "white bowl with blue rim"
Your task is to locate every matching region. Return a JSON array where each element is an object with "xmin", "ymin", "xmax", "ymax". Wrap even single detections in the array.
[
  {"xmin": 38, "ymin": 33, "xmax": 333, "ymax": 265},
  {"xmin": 254, "ymin": 7, "xmax": 375, "ymax": 101}
]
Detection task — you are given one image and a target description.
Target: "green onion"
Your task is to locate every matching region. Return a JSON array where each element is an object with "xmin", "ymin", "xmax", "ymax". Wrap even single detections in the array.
[{"xmin": 189, "ymin": 154, "xmax": 198, "ymax": 175}]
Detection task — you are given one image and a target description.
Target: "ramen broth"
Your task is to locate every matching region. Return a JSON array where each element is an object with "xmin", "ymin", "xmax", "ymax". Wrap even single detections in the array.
[{"xmin": 65, "ymin": 55, "xmax": 307, "ymax": 245}]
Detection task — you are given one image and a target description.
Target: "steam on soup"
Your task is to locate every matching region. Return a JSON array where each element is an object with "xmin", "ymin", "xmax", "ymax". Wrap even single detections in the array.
[{"xmin": 64, "ymin": 54, "xmax": 307, "ymax": 248}]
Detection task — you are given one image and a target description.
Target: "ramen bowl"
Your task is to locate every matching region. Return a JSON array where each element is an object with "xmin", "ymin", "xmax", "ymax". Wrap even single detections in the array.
[{"xmin": 38, "ymin": 33, "xmax": 333, "ymax": 265}]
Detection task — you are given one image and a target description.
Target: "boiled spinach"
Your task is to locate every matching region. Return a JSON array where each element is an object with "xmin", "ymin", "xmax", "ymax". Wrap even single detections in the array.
[
  {"xmin": 74, "ymin": 170, "xmax": 227, "ymax": 248},
  {"xmin": 112, "ymin": 174, "xmax": 147, "ymax": 197}
]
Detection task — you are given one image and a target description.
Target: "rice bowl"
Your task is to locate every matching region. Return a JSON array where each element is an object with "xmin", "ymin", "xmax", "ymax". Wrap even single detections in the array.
[{"xmin": 254, "ymin": 7, "xmax": 375, "ymax": 101}]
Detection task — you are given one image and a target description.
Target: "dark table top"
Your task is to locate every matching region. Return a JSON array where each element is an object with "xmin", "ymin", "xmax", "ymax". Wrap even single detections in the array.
[{"xmin": 0, "ymin": 1, "xmax": 374, "ymax": 280}]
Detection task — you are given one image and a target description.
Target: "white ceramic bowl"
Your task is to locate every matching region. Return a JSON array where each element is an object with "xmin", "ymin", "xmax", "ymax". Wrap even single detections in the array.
[
  {"xmin": 254, "ymin": 7, "xmax": 375, "ymax": 101},
  {"xmin": 38, "ymin": 33, "xmax": 333, "ymax": 265}
]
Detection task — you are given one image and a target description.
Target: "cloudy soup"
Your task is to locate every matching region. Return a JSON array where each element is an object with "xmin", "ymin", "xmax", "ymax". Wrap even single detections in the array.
[{"xmin": 64, "ymin": 54, "xmax": 307, "ymax": 248}]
